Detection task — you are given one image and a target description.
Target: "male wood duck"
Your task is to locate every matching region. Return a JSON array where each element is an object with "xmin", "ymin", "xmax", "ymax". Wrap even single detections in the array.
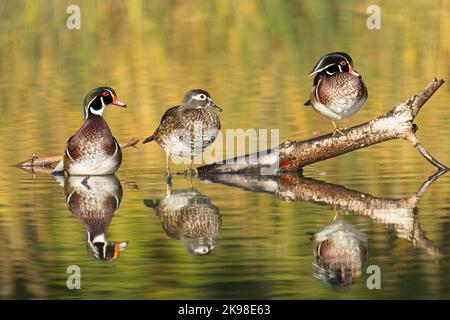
[
  {"xmin": 142, "ymin": 89, "xmax": 221, "ymax": 177},
  {"xmin": 64, "ymin": 175, "xmax": 128, "ymax": 261},
  {"xmin": 53, "ymin": 87, "xmax": 127, "ymax": 175},
  {"xmin": 144, "ymin": 187, "xmax": 221, "ymax": 255},
  {"xmin": 312, "ymin": 220, "xmax": 367, "ymax": 288},
  {"xmin": 305, "ymin": 52, "xmax": 367, "ymax": 135}
]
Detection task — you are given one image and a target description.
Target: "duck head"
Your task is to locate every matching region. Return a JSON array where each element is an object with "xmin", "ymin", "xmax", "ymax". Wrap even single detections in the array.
[
  {"xmin": 180, "ymin": 89, "xmax": 222, "ymax": 112},
  {"xmin": 83, "ymin": 86, "xmax": 127, "ymax": 120},
  {"xmin": 308, "ymin": 52, "xmax": 359, "ymax": 77},
  {"xmin": 88, "ymin": 233, "xmax": 128, "ymax": 262}
]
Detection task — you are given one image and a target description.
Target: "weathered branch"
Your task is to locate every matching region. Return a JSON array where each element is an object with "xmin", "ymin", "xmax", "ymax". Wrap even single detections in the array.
[
  {"xmin": 118, "ymin": 137, "xmax": 140, "ymax": 149},
  {"xmin": 198, "ymin": 78, "xmax": 447, "ymax": 175},
  {"xmin": 15, "ymin": 138, "xmax": 139, "ymax": 169},
  {"xmin": 200, "ymin": 171, "xmax": 445, "ymax": 260}
]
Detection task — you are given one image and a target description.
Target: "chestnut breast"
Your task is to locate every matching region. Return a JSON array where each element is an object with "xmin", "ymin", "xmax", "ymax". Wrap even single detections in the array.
[{"xmin": 317, "ymin": 72, "xmax": 365, "ymax": 107}]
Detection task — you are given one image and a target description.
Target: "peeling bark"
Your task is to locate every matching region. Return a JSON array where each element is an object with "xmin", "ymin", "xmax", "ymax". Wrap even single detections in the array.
[{"xmin": 198, "ymin": 78, "xmax": 447, "ymax": 175}]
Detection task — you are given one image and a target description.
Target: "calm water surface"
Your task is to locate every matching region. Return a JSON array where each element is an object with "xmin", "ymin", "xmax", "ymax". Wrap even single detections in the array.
[{"xmin": 0, "ymin": 1, "xmax": 449, "ymax": 299}]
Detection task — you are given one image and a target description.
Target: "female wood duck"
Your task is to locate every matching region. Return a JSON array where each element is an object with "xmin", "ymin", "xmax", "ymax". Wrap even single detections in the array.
[
  {"xmin": 142, "ymin": 89, "xmax": 222, "ymax": 177},
  {"xmin": 144, "ymin": 187, "xmax": 221, "ymax": 255},
  {"xmin": 53, "ymin": 87, "xmax": 127, "ymax": 175},
  {"xmin": 64, "ymin": 175, "xmax": 128, "ymax": 261},
  {"xmin": 305, "ymin": 52, "xmax": 367, "ymax": 135}
]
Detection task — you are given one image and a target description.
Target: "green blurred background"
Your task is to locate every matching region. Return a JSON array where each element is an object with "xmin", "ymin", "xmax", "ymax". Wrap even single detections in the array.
[{"xmin": 0, "ymin": 0, "xmax": 449, "ymax": 299}]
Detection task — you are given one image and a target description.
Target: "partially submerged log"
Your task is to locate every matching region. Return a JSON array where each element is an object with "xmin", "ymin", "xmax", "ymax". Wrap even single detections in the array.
[
  {"xmin": 198, "ymin": 78, "xmax": 448, "ymax": 175},
  {"xmin": 199, "ymin": 170, "xmax": 445, "ymax": 260},
  {"xmin": 15, "ymin": 138, "xmax": 139, "ymax": 169}
]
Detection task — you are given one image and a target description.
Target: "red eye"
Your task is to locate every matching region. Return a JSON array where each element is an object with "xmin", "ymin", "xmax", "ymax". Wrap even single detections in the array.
[
  {"xmin": 340, "ymin": 61, "xmax": 346, "ymax": 66},
  {"xmin": 102, "ymin": 91, "xmax": 110, "ymax": 96}
]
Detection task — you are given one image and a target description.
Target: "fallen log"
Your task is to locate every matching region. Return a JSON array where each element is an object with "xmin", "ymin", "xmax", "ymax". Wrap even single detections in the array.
[{"xmin": 198, "ymin": 78, "xmax": 448, "ymax": 175}]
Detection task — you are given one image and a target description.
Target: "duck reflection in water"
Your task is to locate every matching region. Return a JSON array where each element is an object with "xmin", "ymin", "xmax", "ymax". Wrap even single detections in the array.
[
  {"xmin": 312, "ymin": 220, "xmax": 367, "ymax": 289},
  {"xmin": 63, "ymin": 175, "xmax": 128, "ymax": 261},
  {"xmin": 144, "ymin": 185, "xmax": 221, "ymax": 255}
]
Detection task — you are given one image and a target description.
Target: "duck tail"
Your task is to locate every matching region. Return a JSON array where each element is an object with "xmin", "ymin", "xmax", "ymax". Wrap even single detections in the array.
[
  {"xmin": 304, "ymin": 100, "xmax": 311, "ymax": 106},
  {"xmin": 143, "ymin": 199, "xmax": 155, "ymax": 208},
  {"xmin": 142, "ymin": 135, "xmax": 155, "ymax": 144},
  {"xmin": 52, "ymin": 159, "xmax": 65, "ymax": 174}
]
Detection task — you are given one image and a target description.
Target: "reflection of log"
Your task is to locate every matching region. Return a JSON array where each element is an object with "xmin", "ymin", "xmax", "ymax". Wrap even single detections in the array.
[
  {"xmin": 200, "ymin": 171, "xmax": 446, "ymax": 260},
  {"xmin": 15, "ymin": 138, "xmax": 139, "ymax": 168},
  {"xmin": 198, "ymin": 79, "xmax": 447, "ymax": 174}
]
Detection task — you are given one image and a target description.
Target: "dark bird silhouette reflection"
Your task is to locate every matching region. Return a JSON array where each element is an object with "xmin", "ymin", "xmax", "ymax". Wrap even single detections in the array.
[
  {"xmin": 63, "ymin": 175, "xmax": 128, "ymax": 261},
  {"xmin": 144, "ymin": 186, "xmax": 221, "ymax": 255},
  {"xmin": 312, "ymin": 220, "xmax": 368, "ymax": 289}
]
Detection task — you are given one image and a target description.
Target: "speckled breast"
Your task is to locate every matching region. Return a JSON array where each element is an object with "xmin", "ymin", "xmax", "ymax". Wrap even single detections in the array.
[
  {"xmin": 161, "ymin": 109, "xmax": 220, "ymax": 158},
  {"xmin": 314, "ymin": 72, "xmax": 367, "ymax": 120},
  {"xmin": 64, "ymin": 117, "xmax": 122, "ymax": 175}
]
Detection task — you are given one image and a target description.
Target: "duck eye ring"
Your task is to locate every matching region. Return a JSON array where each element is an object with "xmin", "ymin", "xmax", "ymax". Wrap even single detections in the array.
[
  {"xmin": 339, "ymin": 61, "xmax": 346, "ymax": 66},
  {"xmin": 102, "ymin": 91, "xmax": 110, "ymax": 96},
  {"xmin": 198, "ymin": 94, "xmax": 206, "ymax": 100}
]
